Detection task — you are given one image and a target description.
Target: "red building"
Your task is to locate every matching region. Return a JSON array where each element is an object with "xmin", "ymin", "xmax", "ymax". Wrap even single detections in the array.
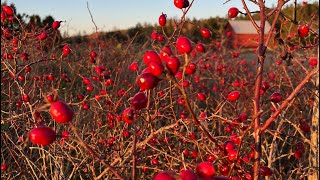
[{"xmin": 225, "ymin": 20, "xmax": 271, "ymax": 49}]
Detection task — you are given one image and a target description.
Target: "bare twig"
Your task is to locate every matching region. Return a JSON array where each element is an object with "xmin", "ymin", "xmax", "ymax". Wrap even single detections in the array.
[
  {"xmin": 132, "ymin": 126, "xmax": 137, "ymax": 180},
  {"xmin": 86, "ymin": 1, "xmax": 98, "ymax": 34},
  {"xmin": 68, "ymin": 122, "xmax": 125, "ymax": 180},
  {"xmin": 241, "ymin": 0, "xmax": 260, "ymax": 32},
  {"xmin": 261, "ymin": 67, "xmax": 319, "ymax": 132}
]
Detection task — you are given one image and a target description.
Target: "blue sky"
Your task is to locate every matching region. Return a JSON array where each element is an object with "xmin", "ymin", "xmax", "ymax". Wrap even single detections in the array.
[{"xmin": 5, "ymin": 0, "xmax": 317, "ymax": 36}]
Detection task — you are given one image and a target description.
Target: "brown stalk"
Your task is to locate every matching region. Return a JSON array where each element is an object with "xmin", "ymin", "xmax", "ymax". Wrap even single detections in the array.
[
  {"xmin": 131, "ymin": 126, "xmax": 137, "ymax": 180},
  {"xmin": 165, "ymin": 71, "xmax": 225, "ymax": 153},
  {"xmin": 261, "ymin": 67, "xmax": 319, "ymax": 132},
  {"xmin": 241, "ymin": 0, "xmax": 260, "ymax": 32},
  {"xmin": 240, "ymin": 0, "xmax": 287, "ymax": 178}
]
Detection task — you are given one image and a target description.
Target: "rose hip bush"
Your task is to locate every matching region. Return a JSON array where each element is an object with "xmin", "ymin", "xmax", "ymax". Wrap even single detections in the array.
[{"xmin": 1, "ymin": 1, "xmax": 319, "ymax": 180}]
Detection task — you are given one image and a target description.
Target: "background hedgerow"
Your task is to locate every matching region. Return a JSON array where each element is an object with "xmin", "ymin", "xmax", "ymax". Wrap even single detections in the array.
[{"xmin": 1, "ymin": 1, "xmax": 319, "ymax": 179}]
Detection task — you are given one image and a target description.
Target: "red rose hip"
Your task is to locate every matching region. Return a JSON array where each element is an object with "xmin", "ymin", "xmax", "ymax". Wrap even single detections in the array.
[
  {"xmin": 143, "ymin": 50, "xmax": 162, "ymax": 65},
  {"xmin": 148, "ymin": 61, "xmax": 164, "ymax": 76},
  {"xmin": 174, "ymin": 0, "xmax": 188, "ymax": 9},
  {"xmin": 158, "ymin": 13, "xmax": 167, "ymax": 26},
  {"xmin": 196, "ymin": 161, "xmax": 215, "ymax": 177},
  {"xmin": 227, "ymin": 91, "xmax": 240, "ymax": 101},
  {"xmin": 200, "ymin": 28, "xmax": 212, "ymax": 39},
  {"xmin": 179, "ymin": 169, "xmax": 197, "ymax": 180},
  {"xmin": 122, "ymin": 107, "xmax": 135, "ymax": 124},
  {"xmin": 49, "ymin": 100, "xmax": 74, "ymax": 123},
  {"xmin": 62, "ymin": 45, "xmax": 71, "ymax": 56},
  {"xmin": 165, "ymin": 56, "xmax": 180, "ymax": 75},
  {"xmin": 270, "ymin": 92, "xmax": 282, "ymax": 103},
  {"xmin": 52, "ymin": 21, "xmax": 61, "ymax": 29},
  {"xmin": 131, "ymin": 92, "xmax": 148, "ymax": 110},
  {"xmin": 176, "ymin": 36, "xmax": 192, "ymax": 54},
  {"xmin": 228, "ymin": 7, "xmax": 239, "ymax": 18},
  {"xmin": 298, "ymin": 24, "xmax": 309, "ymax": 38},
  {"xmin": 136, "ymin": 73, "xmax": 159, "ymax": 91},
  {"xmin": 29, "ymin": 126, "xmax": 56, "ymax": 146},
  {"xmin": 154, "ymin": 170, "xmax": 176, "ymax": 180},
  {"xmin": 3, "ymin": 6, "xmax": 14, "ymax": 16}
]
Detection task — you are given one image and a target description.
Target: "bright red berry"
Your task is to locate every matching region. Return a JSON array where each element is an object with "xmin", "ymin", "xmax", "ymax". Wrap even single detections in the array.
[
  {"xmin": 148, "ymin": 61, "xmax": 164, "ymax": 76},
  {"xmin": 141, "ymin": 67, "xmax": 153, "ymax": 75},
  {"xmin": 129, "ymin": 61, "xmax": 139, "ymax": 71},
  {"xmin": 219, "ymin": 164, "xmax": 230, "ymax": 176},
  {"xmin": 37, "ymin": 32, "xmax": 47, "ymax": 41},
  {"xmin": 158, "ymin": 13, "xmax": 167, "ymax": 26},
  {"xmin": 190, "ymin": 151, "xmax": 198, "ymax": 158},
  {"xmin": 122, "ymin": 107, "xmax": 135, "ymax": 124},
  {"xmin": 224, "ymin": 140, "xmax": 235, "ymax": 153},
  {"xmin": 174, "ymin": 0, "xmax": 189, "ymax": 9},
  {"xmin": 1, "ymin": 12, "xmax": 5, "ymax": 21},
  {"xmin": 86, "ymin": 85, "xmax": 94, "ymax": 91},
  {"xmin": 52, "ymin": 21, "xmax": 61, "ymax": 29},
  {"xmin": 61, "ymin": 131, "xmax": 70, "ymax": 140},
  {"xmin": 200, "ymin": 28, "xmax": 212, "ymax": 39},
  {"xmin": 136, "ymin": 73, "xmax": 159, "ymax": 91},
  {"xmin": 197, "ymin": 93, "xmax": 206, "ymax": 101},
  {"xmin": 228, "ymin": 149, "xmax": 238, "ymax": 161},
  {"xmin": 309, "ymin": 58, "xmax": 318, "ymax": 67},
  {"xmin": 269, "ymin": 73, "xmax": 275, "ymax": 79},
  {"xmin": 82, "ymin": 77, "xmax": 91, "ymax": 85},
  {"xmin": 151, "ymin": 31, "xmax": 158, "ymax": 40},
  {"xmin": 22, "ymin": 94, "xmax": 30, "ymax": 102},
  {"xmin": 196, "ymin": 162, "xmax": 215, "ymax": 177},
  {"xmin": 131, "ymin": 92, "xmax": 148, "ymax": 110},
  {"xmin": 160, "ymin": 46, "xmax": 173, "ymax": 61},
  {"xmin": 179, "ymin": 169, "xmax": 197, "ymax": 180},
  {"xmin": 154, "ymin": 170, "xmax": 176, "ymax": 180},
  {"xmin": 90, "ymin": 51, "xmax": 97, "ymax": 58},
  {"xmin": 165, "ymin": 56, "xmax": 180, "ymax": 75},
  {"xmin": 151, "ymin": 158, "xmax": 159, "ymax": 165},
  {"xmin": 176, "ymin": 36, "xmax": 192, "ymax": 54},
  {"xmin": 25, "ymin": 65, "xmax": 31, "ymax": 73},
  {"xmin": 298, "ymin": 24, "xmax": 309, "ymax": 38},
  {"xmin": 185, "ymin": 62, "xmax": 197, "ymax": 75},
  {"xmin": 195, "ymin": 43, "xmax": 206, "ymax": 53},
  {"xmin": 294, "ymin": 151, "xmax": 302, "ymax": 159},
  {"xmin": 270, "ymin": 92, "xmax": 282, "ymax": 103},
  {"xmin": 3, "ymin": 6, "xmax": 14, "ymax": 16},
  {"xmin": 228, "ymin": 7, "xmax": 239, "ymax": 18},
  {"xmin": 49, "ymin": 100, "xmax": 74, "ymax": 123},
  {"xmin": 143, "ymin": 50, "xmax": 162, "ymax": 65},
  {"xmin": 29, "ymin": 126, "xmax": 56, "ymax": 146},
  {"xmin": 157, "ymin": 34, "xmax": 164, "ymax": 42},
  {"xmin": 227, "ymin": 91, "xmax": 240, "ymax": 101},
  {"xmin": 1, "ymin": 164, "xmax": 8, "ymax": 171},
  {"xmin": 62, "ymin": 45, "xmax": 71, "ymax": 56},
  {"xmin": 230, "ymin": 134, "xmax": 241, "ymax": 144},
  {"xmin": 261, "ymin": 81, "xmax": 269, "ymax": 91}
]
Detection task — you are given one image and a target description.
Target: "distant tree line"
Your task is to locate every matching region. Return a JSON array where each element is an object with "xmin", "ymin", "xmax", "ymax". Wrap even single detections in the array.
[
  {"xmin": 68, "ymin": 1, "xmax": 318, "ymax": 45},
  {"xmin": 1, "ymin": 1, "xmax": 62, "ymax": 39},
  {"xmin": 3, "ymin": 0, "xmax": 317, "ymax": 46}
]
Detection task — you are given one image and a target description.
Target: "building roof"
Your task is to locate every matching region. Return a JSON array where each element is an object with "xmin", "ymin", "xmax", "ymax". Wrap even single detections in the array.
[{"xmin": 228, "ymin": 20, "xmax": 271, "ymax": 35}]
